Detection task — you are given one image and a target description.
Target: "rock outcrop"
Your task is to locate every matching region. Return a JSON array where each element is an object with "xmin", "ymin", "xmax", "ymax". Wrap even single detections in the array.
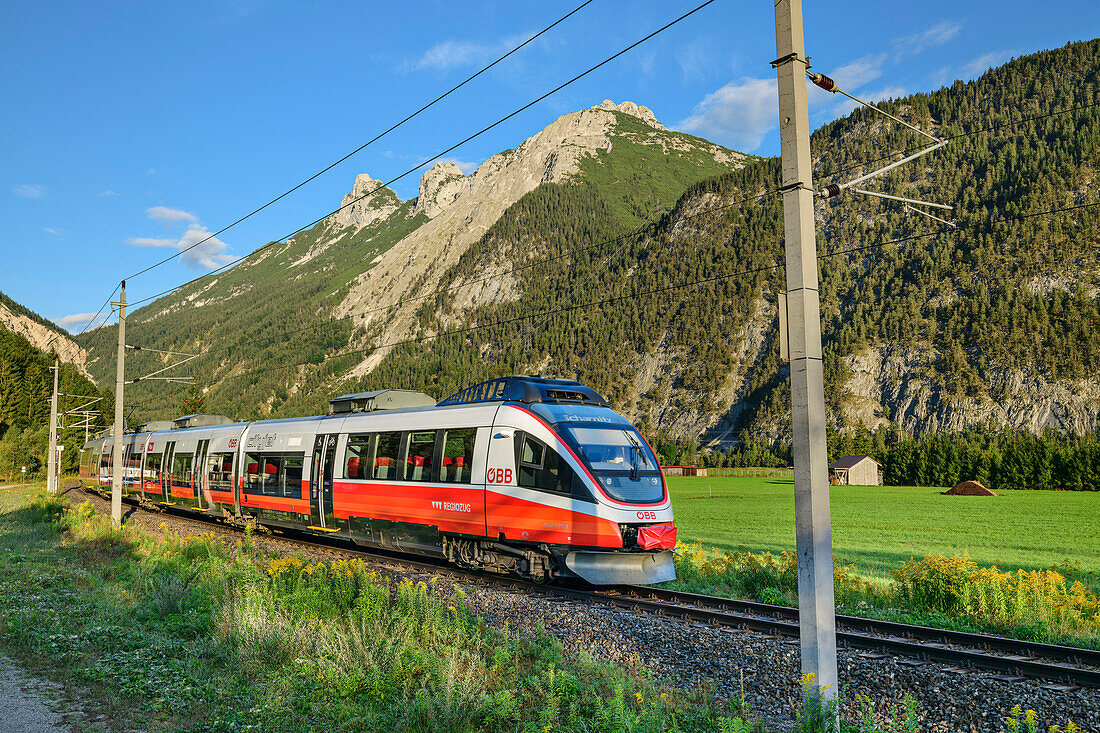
[
  {"xmin": 413, "ymin": 161, "xmax": 469, "ymax": 219},
  {"xmin": 334, "ymin": 100, "xmax": 745, "ymax": 375},
  {"xmin": 0, "ymin": 301, "xmax": 91, "ymax": 380},
  {"xmin": 326, "ymin": 174, "xmax": 401, "ymax": 230}
]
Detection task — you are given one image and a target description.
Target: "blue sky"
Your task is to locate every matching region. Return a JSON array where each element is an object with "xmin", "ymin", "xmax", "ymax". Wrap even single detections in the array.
[{"xmin": 2, "ymin": 0, "xmax": 1096, "ymax": 332}]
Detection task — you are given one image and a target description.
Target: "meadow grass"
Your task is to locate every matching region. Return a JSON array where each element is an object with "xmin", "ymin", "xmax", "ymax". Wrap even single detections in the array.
[
  {"xmin": 666, "ymin": 477, "xmax": 1100, "ymax": 588},
  {"xmin": 0, "ymin": 483, "xmax": 1082, "ymax": 732}
]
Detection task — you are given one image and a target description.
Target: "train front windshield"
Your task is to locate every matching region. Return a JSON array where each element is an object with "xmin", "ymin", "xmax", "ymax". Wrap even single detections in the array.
[{"xmin": 559, "ymin": 426, "xmax": 665, "ymax": 504}]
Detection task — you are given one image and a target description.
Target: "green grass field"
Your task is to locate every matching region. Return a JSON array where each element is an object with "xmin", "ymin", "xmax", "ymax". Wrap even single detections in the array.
[{"xmin": 667, "ymin": 477, "xmax": 1100, "ymax": 588}]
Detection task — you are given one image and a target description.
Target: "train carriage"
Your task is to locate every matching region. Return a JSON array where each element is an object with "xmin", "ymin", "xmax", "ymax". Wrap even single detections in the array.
[{"xmin": 83, "ymin": 377, "xmax": 677, "ymax": 585}]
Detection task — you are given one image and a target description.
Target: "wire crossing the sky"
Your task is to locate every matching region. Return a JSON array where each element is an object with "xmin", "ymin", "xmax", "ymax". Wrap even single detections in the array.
[
  {"xmin": 210, "ymin": 198, "xmax": 1100, "ymax": 385},
  {"xmin": 121, "ymin": 0, "xmax": 599, "ymax": 284},
  {"xmin": 121, "ymin": 0, "xmax": 720, "ymax": 312}
]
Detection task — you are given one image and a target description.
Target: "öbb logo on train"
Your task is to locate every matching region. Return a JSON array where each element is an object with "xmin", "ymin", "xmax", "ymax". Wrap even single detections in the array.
[
  {"xmin": 636, "ymin": 511, "xmax": 657, "ymax": 520},
  {"xmin": 486, "ymin": 468, "xmax": 513, "ymax": 484}
]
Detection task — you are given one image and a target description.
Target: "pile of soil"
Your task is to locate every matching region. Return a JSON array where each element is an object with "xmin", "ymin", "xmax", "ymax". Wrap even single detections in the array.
[{"xmin": 943, "ymin": 480, "xmax": 997, "ymax": 496}]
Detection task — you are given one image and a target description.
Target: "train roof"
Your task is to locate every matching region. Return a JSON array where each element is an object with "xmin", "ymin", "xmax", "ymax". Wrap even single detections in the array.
[
  {"xmin": 438, "ymin": 376, "xmax": 609, "ymax": 408},
  {"xmin": 88, "ymin": 377, "xmax": 618, "ymax": 446}
]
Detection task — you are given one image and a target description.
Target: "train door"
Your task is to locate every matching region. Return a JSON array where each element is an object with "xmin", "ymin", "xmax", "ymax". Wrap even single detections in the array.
[
  {"xmin": 160, "ymin": 441, "xmax": 176, "ymax": 503},
  {"xmin": 310, "ymin": 434, "xmax": 338, "ymax": 530},
  {"xmin": 484, "ymin": 412, "xmax": 519, "ymax": 540},
  {"xmin": 119, "ymin": 445, "xmax": 131, "ymax": 494},
  {"xmin": 194, "ymin": 440, "xmax": 209, "ymax": 509},
  {"xmin": 100, "ymin": 444, "xmax": 111, "ymax": 486}
]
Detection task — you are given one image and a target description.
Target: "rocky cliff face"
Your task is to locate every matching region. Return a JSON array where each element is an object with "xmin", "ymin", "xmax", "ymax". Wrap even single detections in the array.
[
  {"xmin": 327, "ymin": 174, "xmax": 402, "ymax": 231},
  {"xmin": 842, "ymin": 344, "xmax": 1100, "ymax": 436},
  {"xmin": 333, "ymin": 100, "xmax": 746, "ymax": 375},
  {"xmin": 0, "ymin": 301, "xmax": 91, "ymax": 380}
]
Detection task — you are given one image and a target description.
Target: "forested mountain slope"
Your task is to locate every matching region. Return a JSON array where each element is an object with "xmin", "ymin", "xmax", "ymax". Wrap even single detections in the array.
[
  {"xmin": 78, "ymin": 41, "xmax": 1100, "ymax": 446},
  {"xmin": 0, "ymin": 324, "xmax": 109, "ymax": 478},
  {"xmin": 359, "ymin": 39, "xmax": 1100, "ymax": 444},
  {"xmin": 78, "ymin": 101, "xmax": 745, "ymax": 419}
]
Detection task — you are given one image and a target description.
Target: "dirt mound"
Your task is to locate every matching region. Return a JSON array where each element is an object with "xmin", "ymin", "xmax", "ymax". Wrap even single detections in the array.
[{"xmin": 944, "ymin": 480, "xmax": 997, "ymax": 496}]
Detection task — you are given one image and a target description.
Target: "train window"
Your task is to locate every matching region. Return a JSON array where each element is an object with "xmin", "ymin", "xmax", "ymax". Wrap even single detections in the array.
[
  {"xmin": 345, "ymin": 434, "xmax": 372, "ymax": 479},
  {"xmin": 145, "ymin": 453, "xmax": 162, "ymax": 481},
  {"xmin": 440, "ymin": 428, "xmax": 475, "ymax": 483},
  {"xmin": 404, "ymin": 431, "xmax": 436, "ymax": 482},
  {"xmin": 283, "ymin": 455, "xmax": 305, "ymax": 498},
  {"xmin": 206, "ymin": 452, "xmax": 234, "ymax": 493},
  {"xmin": 172, "ymin": 453, "xmax": 193, "ymax": 488},
  {"xmin": 374, "ymin": 432, "xmax": 400, "ymax": 480},
  {"xmin": 516, "ymin": 434, "xmax": 573, "ymax": 495},
  {"xmin": 244, "ymin": 453, "xmax": 263, "ymax": 494},
  {"xmin": 260, "ymin": 457, "xmax": 279, "ymax": 495},
  {"xmin": 244, "ymin": 452, "xmax": 305, "ymax": 498}
]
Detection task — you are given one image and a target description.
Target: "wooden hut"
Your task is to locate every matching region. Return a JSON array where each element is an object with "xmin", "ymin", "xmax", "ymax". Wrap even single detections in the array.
[{"xmin": 828, "ymin": 455, "xmax": 882, "ymax": 486}]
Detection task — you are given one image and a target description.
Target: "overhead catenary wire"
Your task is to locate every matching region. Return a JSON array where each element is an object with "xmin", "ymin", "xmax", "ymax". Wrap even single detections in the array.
[
  {"xmin": 125, "ymin": 94, "xmax": 1100, "ymax": 316},
  {"xmin": 73, "ymin": 282, "xmax": 121, "ymax": 336},
  {"xmin": 212, "ymin": 198, "xmax": 1100, "ymax": 386},
  {"xmin": 123, "ymin": 0, "xmax": 720, "ymax": 311},
  {"xmin": 121, "ymin": 0, "xmax": 599, "ymax": 284},
  {"xmin": 132, "ymin": 89, "xmax": 1100, "ymax": 362},
  {"xmin": 186, "ymin": 188, "xmax": 780, "ymax": 362}
]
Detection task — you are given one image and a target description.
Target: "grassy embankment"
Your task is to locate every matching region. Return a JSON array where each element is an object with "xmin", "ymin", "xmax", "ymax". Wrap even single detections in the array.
[
  {"xmin": 0, "ymin": 483, "xmax": 758, "ymax": 732},
  {"xmin": 665, "ymin": 477, "xmax": 1100, "ymax": 647},
  {"xmin": 0, "ymin": 482, "xmax": 1080, "ymax": 732}
]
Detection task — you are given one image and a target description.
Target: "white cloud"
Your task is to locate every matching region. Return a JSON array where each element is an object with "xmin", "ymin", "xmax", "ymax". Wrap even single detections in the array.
[
  {"xmin": 127, "ymin": 209, "xmax": 235, "ymax": 271},
  {"xmin": 677, "ymin": 77, "xmax": 777, "ymax": 152},
  {"xmin": 42, "ymin": 227, "xmax": 66, "ymax": 240},
  {"xmin": 677, "ymin": 40, "xmax": 711, "ymax": 82},
  {"xmin": 12, "ymin": 184, "xmax": 47, "ymax": 199},
  {"xmin": 411, "ymin": 33, "xmax": 526, "ymax": 71},
  {"xmin": 98, "ymin": 190, "xmax": 121, "ymax": 198},
  {"xmin": 52, "ymin": 312, "xmax": 104, "ymax": 332},
  {"xmin": 829, "ymin": 54, "xmax": 886, "ymax": 91},
  {"xmin": 127, "ymin": 236, "xmax": 177, "ymax": 248},
  {"xmin": 175, "ymin": 225, "xmax": 237, "ymax": 269},
  {"xmin": 146, "ymin": 167, "xmax": 156, "ymax": 175},
  {"xmin": 894, "ymin": 21, "xmax": 961, "ymax": 58},
  {"xmin": 146, "ymin": 205, "xmax": 198, "ymax": 226},
  {"xmin": 962, "ymin": 51, "xmax": 1009, "ymax": 77},
  {"xmin": 933, "ymin": 50, "xmax": 1012, "ymax": 86}
]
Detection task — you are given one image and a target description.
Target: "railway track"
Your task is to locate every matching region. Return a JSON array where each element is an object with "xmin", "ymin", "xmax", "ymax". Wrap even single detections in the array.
[{"xmin": 71, "ymin": 484, "xmax": 1100, "ymax": 691}]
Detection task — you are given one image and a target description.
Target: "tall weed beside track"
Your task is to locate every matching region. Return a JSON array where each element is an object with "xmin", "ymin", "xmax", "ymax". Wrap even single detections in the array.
[
  {"xmin": 0, "ymin": 490, "xmax": 1086, "ymax": 732},
  {"xmin": 671, "ymin": 542, "xmax": 1100, "ymax": 646},
  {"xmin": 892, "ymin": 552, "xmax": 1100, "ymax": 639},
  {"xmin": 672, "ymin": 542, "xmax": 874, "ymax": 606},
  {"xmin": 218, "ymin": 552, "xmax": 731, "ymax": 731}
]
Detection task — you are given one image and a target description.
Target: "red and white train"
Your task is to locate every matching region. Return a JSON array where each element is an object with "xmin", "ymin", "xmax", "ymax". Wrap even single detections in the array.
[{"xmin": 79, "ymin": 377, "xmax": 676, "ymax": 584}]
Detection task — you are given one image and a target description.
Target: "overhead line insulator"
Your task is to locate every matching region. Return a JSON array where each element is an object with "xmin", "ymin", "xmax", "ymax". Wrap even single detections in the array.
[{"xmin": 809, "ymin": 73, "xmax": 837, "ymax": 92}]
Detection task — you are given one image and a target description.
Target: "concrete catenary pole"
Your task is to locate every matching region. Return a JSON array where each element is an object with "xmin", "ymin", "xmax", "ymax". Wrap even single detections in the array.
[
  {"xmin": 47, "ymin": 359, "xmax": 59, "ymax": 494},
  {"xmin": 110, "ymin": 282, "xmax": 126, "ymax": 527},
  {"xmin": 773, "ymin": 0, "xmax": 839, "ymax": 702}
]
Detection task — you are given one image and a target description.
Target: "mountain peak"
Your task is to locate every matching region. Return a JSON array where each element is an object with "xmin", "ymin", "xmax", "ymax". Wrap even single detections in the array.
[
  {"xmin": 414, "ymin": 160, "xmax": 469, "ymax": 218},
  {"xmin": 594, "ymin": 99, "xmax": 666, "ymax": 130},
  {"xmin": 328, "ymin": 173, "xmax": 401, "ymax": 230}
]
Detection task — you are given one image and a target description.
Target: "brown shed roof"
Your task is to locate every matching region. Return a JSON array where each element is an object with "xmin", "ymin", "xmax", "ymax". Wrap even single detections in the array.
[{"xmin": 828, "ymin": 455, "xmax": 879, "ymax": 470}]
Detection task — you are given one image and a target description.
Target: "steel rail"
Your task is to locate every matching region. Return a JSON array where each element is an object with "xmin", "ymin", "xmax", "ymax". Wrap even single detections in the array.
[{"xmin": 69, "ymin": 483, "xmax": 1099, "ymax": 689}]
